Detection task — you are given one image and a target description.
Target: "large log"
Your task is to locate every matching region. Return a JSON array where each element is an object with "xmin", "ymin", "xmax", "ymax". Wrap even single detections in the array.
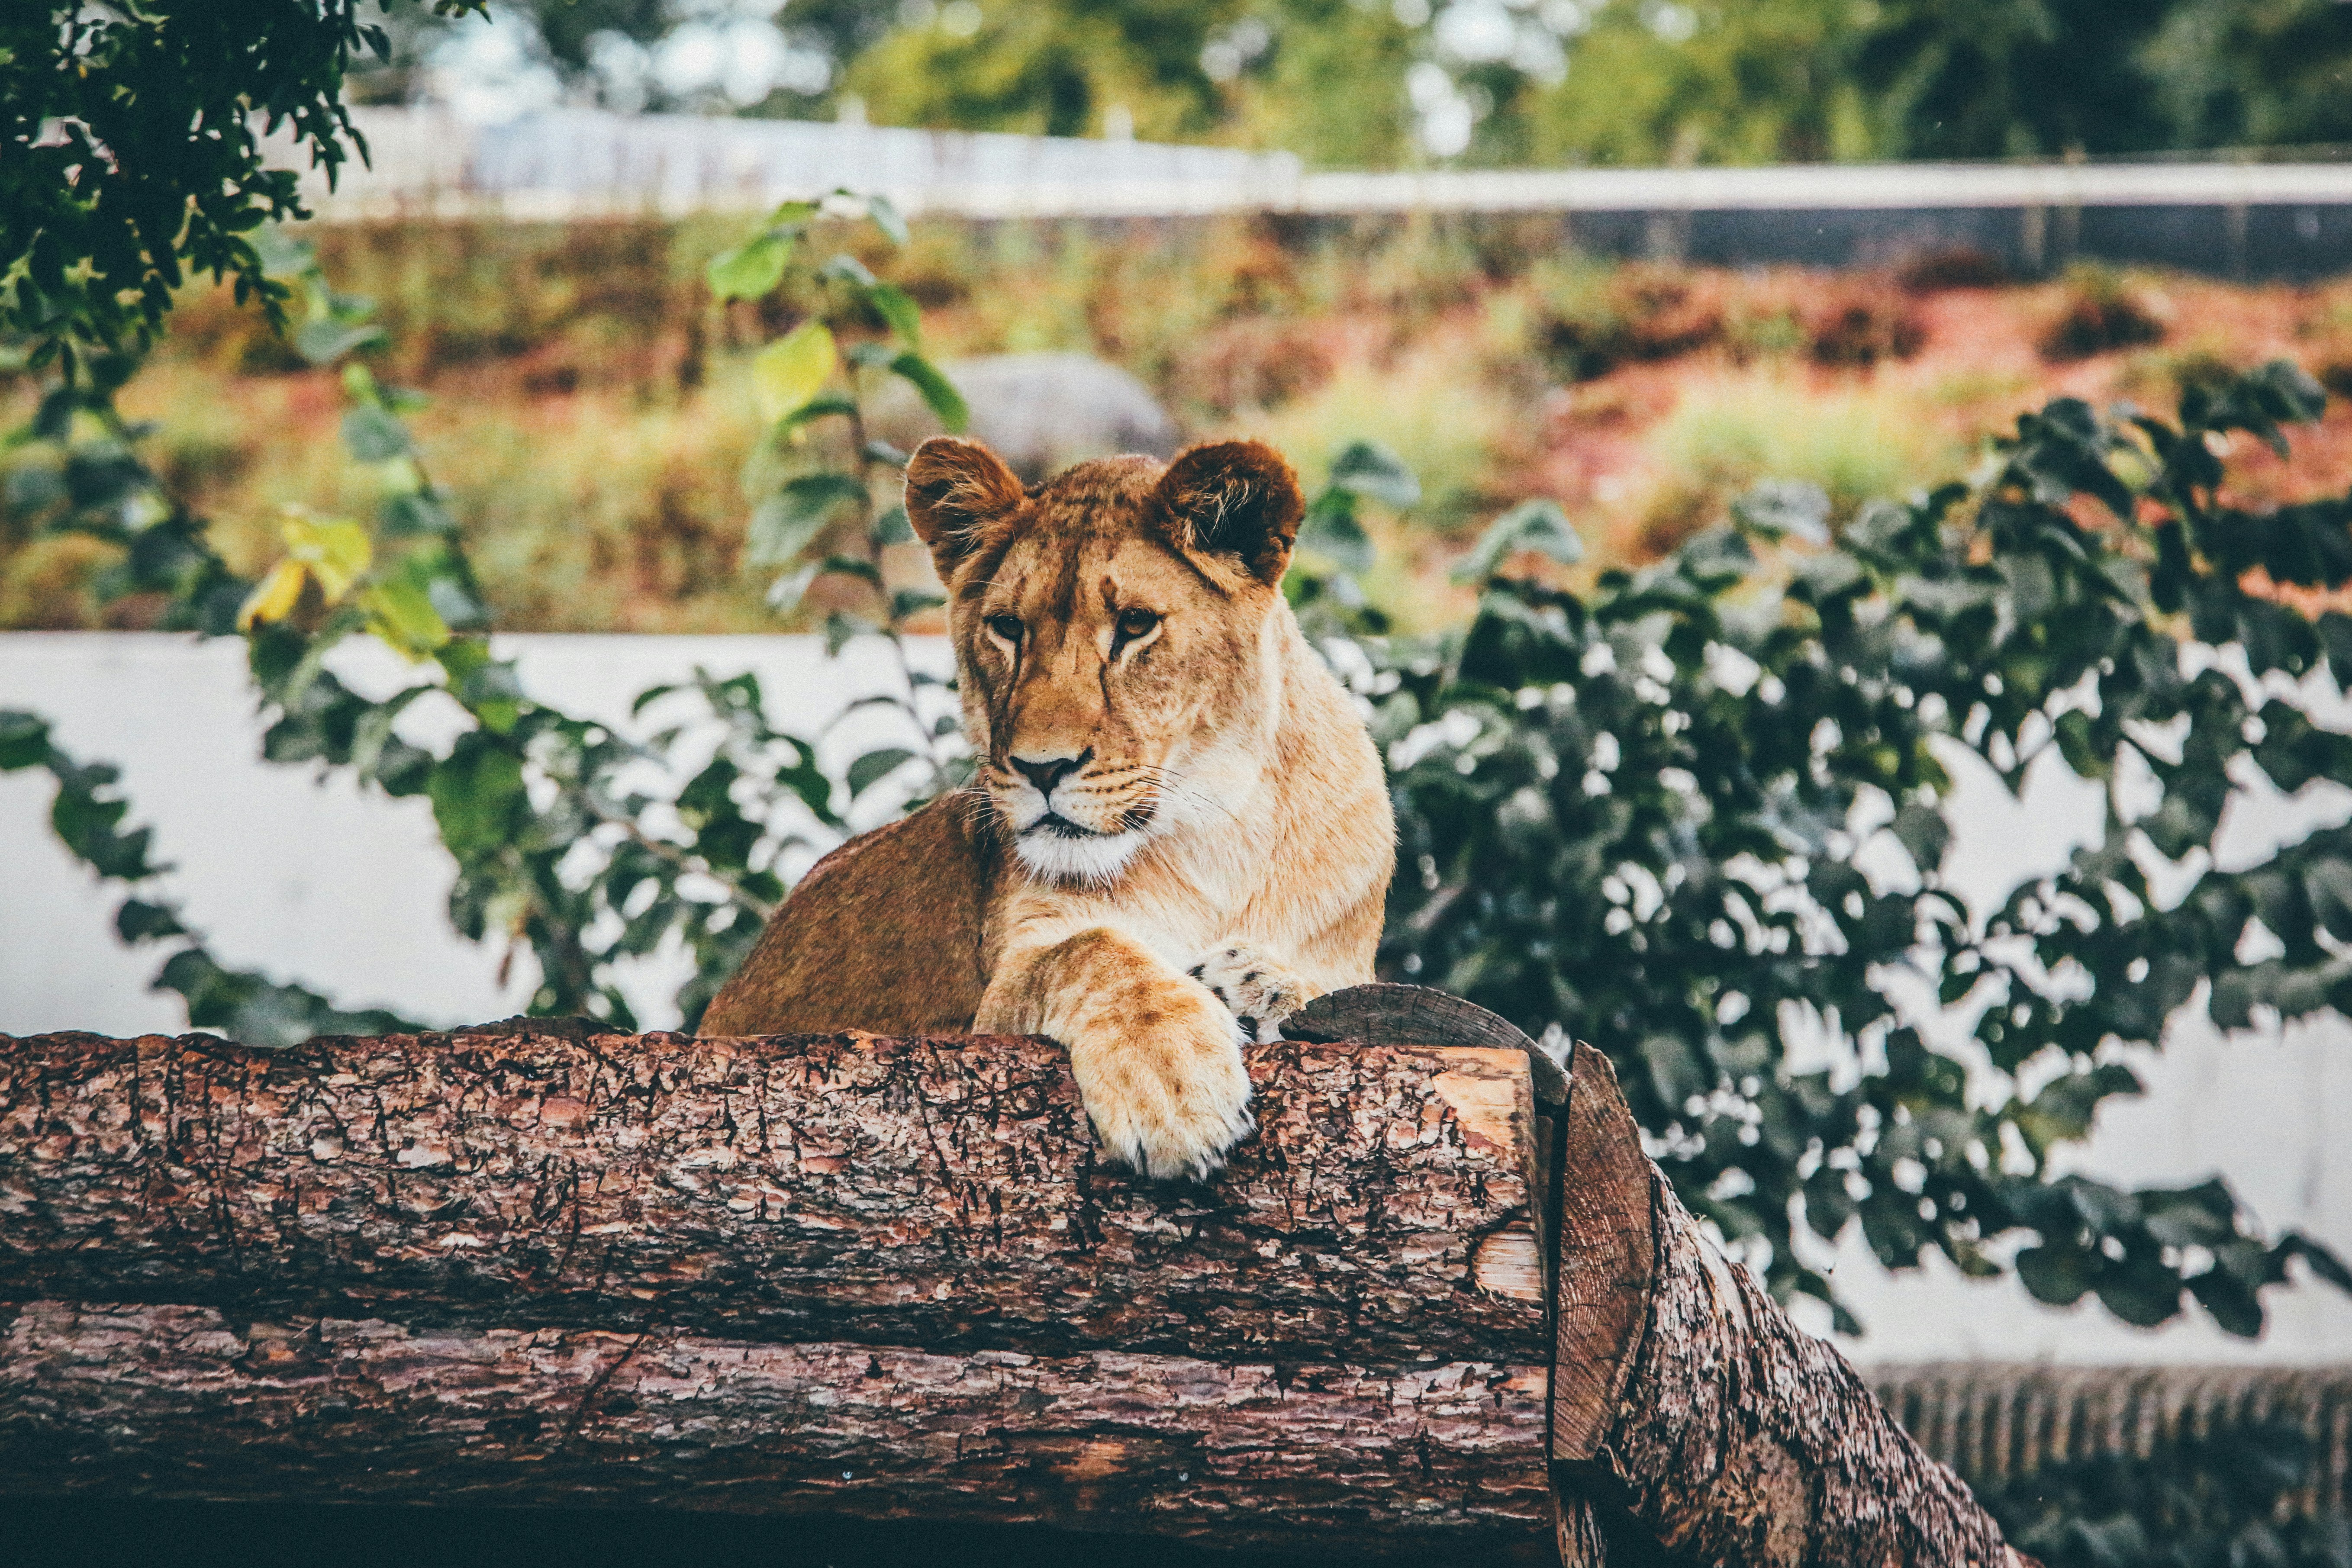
[
  {"xmin": 0, "ymin": 1028, "xmax": 1554, "ymax": 1556},
  {"xmin": 1547, "ymin": 1045, "xmax": 2028, "ymax": 1568},
  {"xmin": 0, "ymin": 1027, "xmax": 2028, "ymax": 1565}
]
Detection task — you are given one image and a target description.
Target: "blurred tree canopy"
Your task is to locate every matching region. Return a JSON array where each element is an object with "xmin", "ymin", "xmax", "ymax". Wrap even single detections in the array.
[
  {"xmin": 425, "ymin": 0, "xmax": 2352, "ymax": 167},
  {"xmin": 3, "ymin": 0, "xmax": 480, "ymax": 370}
]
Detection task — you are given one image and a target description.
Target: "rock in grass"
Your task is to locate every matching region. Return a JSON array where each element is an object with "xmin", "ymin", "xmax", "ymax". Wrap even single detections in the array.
[{"xmin": 867, "ymin": 353, "xmax": 1179, "ymax": 481}]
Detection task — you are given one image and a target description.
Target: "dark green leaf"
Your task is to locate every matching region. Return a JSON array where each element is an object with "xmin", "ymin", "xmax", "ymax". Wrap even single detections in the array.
[
  {"xmin": 748, "ymin": 474, "xmax": 866, "ymax": 566},
  {"xmin": 0, "ymin": 710, "xmax": 52, "ymax": 771},
  {"xmin": 889, "ymin": 352, "xmax": 968, "ymax": 434},
  {"xmin": 294, "ymin": 318, "xmax": 383, "ymax": 365},
  {"xmin": 340, "ymin": 405, "xmax": 410, "ymax": 463},
  {"xmin": 380, "ymin": 492, "xmax": 456, "ymax": 537},
  {"xmin": 2016, "ymin": 1243, "xmax": 2094, "ymax": 1306},
  {"xmin": 1327, "ymin": 441, "xmax": 1421, "ymax": 509},
  {"xmin": 780, "ymin": 394, "xmax": 860, "ymax": 434},
  {"xmin": 891, "ymin": 589, "xmax": 946, "ymax": 621},
  {"xmin": 1298, "ymin": 494, "xmax": 1376, "ymax": 574},
  {"xmin": 1732, "ymin": 480, "xmax": 1832, "ymax": 545},
  {"xmin": 865, "ymin": 281, "xmax": 923, "ymax": 347},
  {"xmin": 114, "ymin": 898, "xmax": 187, "ymax": 942},
  {"xmin": 426, "ymin": 736, "xmax": 527, "ymax": 862},
  {"xmin": 1891, "ymin": 801, "xmax": 1951, "ymax": 876},
  {"xmin": 824, "ymin": 611, "xmax": 871, "ymax": 657},
  {"xmin": 1456, "ymin": 499, "xmax": 1583, "ymax": 583},
  {"xmin": 846, "ymin": 746, "xmax": 918, "ymax": 799}
]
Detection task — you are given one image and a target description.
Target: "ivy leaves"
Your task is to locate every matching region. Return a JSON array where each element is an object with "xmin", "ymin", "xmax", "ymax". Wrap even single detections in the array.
[{"xmin": 1368, "ymin": 361, "xmax": 2352, "ymax": 1337}]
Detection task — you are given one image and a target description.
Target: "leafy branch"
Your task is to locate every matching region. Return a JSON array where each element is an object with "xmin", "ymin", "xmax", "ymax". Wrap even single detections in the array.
[
  {"xmin": 7, "ymin": 199, "xmax": 959, "ymax": 1030},
  {"xmin": 1371, "ymin": 360, "xmax": 2352, "ymax": 1335},
  {"xmin": 1, "ymin": 1, "xmax": 486, "ymax": 373},
  {"xmin": 0, "ymin": 708, "xmax": 421, "ymax": 1045},
  {"xmin": 714, "ymin": 189, "xmax": 973, "ymax": 806}
]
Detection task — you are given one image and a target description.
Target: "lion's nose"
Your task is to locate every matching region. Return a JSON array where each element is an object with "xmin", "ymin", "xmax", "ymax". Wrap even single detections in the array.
[{"xmin": 1008, "ymin": 748, "xmax": 1092, "ymax": 798}]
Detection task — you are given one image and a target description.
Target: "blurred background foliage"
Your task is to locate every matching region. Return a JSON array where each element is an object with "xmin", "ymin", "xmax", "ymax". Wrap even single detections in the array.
[
  {"xmin": 13, "ymin": 212, "xmax": 2352, "ymax": 638},
  {"xmin": 366, "ymin": 0, "xmax": 2352, "ymax": 168},
  {"xmin": 1980, "ymin": 1417, "xmax": 2352, "ymax": 1568}
]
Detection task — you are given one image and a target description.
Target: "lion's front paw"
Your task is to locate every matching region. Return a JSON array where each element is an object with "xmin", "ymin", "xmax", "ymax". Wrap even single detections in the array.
[
  {"xmin": 1067, "ymin": 984, "xmax": 1255, "ymax": 1182},
  {"xmin": 1187, "ymin": 941, "xmax": 1321, "ymax": 1045}
]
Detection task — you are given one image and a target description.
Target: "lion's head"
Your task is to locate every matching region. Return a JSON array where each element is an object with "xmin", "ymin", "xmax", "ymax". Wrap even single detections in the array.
[{"xmin": 905, "ymin": 436, "xmax": 1307, "ymax": 885}]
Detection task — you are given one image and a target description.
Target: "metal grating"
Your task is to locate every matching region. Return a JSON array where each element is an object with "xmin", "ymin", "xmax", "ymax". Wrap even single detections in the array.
[{"xmin": 1869, "ymin": 1364, "xmax": 2352, "ymax": 1518}]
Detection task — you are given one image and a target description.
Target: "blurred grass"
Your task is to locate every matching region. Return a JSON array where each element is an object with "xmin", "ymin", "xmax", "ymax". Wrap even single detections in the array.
[
  {"xmin": 1219, "ymin": 332, "xmax": 1510, "ymax": 531},
  {"xmin": 1640, "ymin": 372, "xmax": 1956, "ymax": 535},
  {"xmin": 6, "ymin": 212, "xmax": 2350, "ymax": 633}
]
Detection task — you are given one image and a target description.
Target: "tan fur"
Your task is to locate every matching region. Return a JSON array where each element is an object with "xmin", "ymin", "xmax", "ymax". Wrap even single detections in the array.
[{"xmin": 700, "ymin": 437, "xmax": 1396, "ymax": 1178}]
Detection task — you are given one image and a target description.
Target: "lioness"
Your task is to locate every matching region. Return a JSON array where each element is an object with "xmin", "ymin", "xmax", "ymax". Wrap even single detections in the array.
[{"xmin": 700, "ymin": 435, "xmax": 1395, "ymax": 1178}]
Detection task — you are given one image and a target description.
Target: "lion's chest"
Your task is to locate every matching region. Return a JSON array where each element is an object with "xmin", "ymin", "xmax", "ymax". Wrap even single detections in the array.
[{"xmin": 990, "ymin": 837, "xmax": 1278, "ymax": 975}]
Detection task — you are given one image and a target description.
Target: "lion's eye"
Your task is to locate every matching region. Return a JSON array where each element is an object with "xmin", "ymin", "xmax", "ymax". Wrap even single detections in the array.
[
  {"xmin": 1115, "ymin": 607, "xmax": 1160, "ymax": 642},
  {"xmin": 985, "ymin": 614, "xmax": 1023, "ymax": 644}
]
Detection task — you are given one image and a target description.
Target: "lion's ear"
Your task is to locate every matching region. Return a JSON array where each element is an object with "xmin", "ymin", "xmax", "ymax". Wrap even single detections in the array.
[
  {"xmin": 905, "ymin": 436, "xmax": 1026, "ymax": 575},
  {"xmin": 1153, "ymin": 440, "xmax": 1305, "ymax": 587}
]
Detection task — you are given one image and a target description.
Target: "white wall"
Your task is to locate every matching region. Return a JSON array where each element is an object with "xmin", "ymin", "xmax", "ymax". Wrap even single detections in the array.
[
  {"xmin": 2, "ymin": 631, "xmax": 2346, "ymax": 1365},
  {"xmin": 0, "ymin": 631, "xmax": 945, "ymax": 1034}
]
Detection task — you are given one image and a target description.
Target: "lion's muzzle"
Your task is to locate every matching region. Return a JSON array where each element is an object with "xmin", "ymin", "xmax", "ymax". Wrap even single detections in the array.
[{"xmin": 996, "ymin": 747, "xmax": 1160, "ymax": 885}]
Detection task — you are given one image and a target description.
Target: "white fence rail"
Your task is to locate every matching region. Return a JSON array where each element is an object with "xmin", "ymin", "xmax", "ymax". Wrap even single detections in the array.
[
  {"xmin": 280, "ymin": 107, "xmax": 2352, "ymax": 222},
  {"xmin": 292, "ymin": 107, "xmax": 1306, "ymax": 220}
]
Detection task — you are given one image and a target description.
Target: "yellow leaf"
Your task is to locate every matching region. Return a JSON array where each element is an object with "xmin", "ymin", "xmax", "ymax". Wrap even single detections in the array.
[
  {"xmin": 238, "ymin": 560, "xmax": 306, "ymax": 630},
  {"xmin": 280, "ymin": 512, "xmax": 372, "ymax": 603},
  {"xmin": 752, "ymin": 321, "xmax": 837, "ymax": 423}
]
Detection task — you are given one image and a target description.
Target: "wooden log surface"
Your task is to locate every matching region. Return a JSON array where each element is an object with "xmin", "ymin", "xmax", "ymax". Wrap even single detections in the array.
[
  {"xmin": 0, "ymin": 1029, "xmax": 1546, "ymax": 1364},
  {"xmin": 1549, "ymin": 1046, "xmax": 2028, "ymax": 1568},
  {"xmin": 0, "ymin": 1028, "xmax": 1555, "ymax": 1557},
  {"xmin": 1, "ymin": 1302, "xmax": 1547, "ymax": 1541},
  {"xmin": 2, "ymin": 1026, "xmax": 2033, "ymax": 1566}
]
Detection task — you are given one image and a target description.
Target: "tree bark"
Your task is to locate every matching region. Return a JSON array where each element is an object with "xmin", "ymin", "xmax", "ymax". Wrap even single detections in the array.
[
  {"xmin": 0, "ymin": 1028, "xmax": 1555, "ymax": 1556},
  {"xmin": 1547, "ymin": 1044, "xmax": 2030, "ymax": 1568},
  {"xmin": 0, "ymin": 1301, "xmax": 1549, "ymax": 1541},
  {"xmin": 0, "ymin": 1027, "xmax": 2027, "ymax": 1565}
]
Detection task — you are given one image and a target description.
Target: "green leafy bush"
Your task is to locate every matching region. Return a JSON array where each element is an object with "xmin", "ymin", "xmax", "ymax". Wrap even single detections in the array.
[
  {"xmin": 1, "ymin": 1, "xmax": 482, "ymax": 369},
  {"xmin": 1980, "ymin": 1421, "xmax": 2352, "ymax": 1568},
  {"xmin": 1355, "ymin": 364, "xmax": 2352, "ymax": 1329}
]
